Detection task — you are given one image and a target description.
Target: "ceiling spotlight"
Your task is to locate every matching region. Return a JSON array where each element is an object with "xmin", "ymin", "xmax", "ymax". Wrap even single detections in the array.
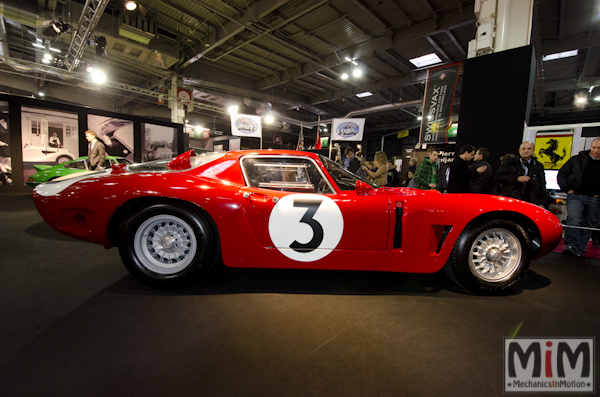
[
  {"xmin": 38, "ymin": 92, "xmax": 45, "ymax": 97},
  {"xmin": 90, "ymin": 70, "xmax": 107, "ymax": 84},
  {"xmin": 94, "ymin": 36, "xmax": 107, "ymax": 56},
  {"xmin": 86, "ymin": 65, "xmax": 94, "ymax": 72},
  {"xmin": 352, "ymin": 68, "xmax": 362, "ymax": 77},
  {"xmin": 41, "ymin": 58, "xmax": 51, "ymax": 64},
  {"xmin": 228, "ymin": 105, "xmax": 239, "ymax": 115},
  {"xmin": 43, "ymin": 53, "xmax": 52, "ymax": 60},
  {"xmin": 125, "ymin": 0, "xmax": 138, "ymax": 11},
  {"xmin": 417, "ymin": 116, "xmax": 423, "ymax": 120},
  {"xmin": 265, "ymin": 114, "xmax": 274, "ymax": 123},
  {"xmin": 32, "ymin": 42, "xmax": 45, "ymax": 49},
  {"xmin": 341, "ymin": 73, "xmax": 349, "ymax": 80}
]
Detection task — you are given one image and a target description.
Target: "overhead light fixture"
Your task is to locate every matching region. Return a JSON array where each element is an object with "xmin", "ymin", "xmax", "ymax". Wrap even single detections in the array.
[
  {"xmin": 356, "ymin": 92, "xmax": 372, "ymax": 98},
  {"xmin": 417, "ymin": 116, "xmax": 423, "ymax": 120},
  {"xmin": 265, "ymin": 114, "xmax": 274, "ymax": 123},
  {"xmin": 228, "ymin": 105, "xmax": 238, "ymax": 115},
  {"xmin": 41, "ymin": 58, "xmax": 50, "ymax": 64},
  {"xmin": 542, "ymin": 50, "xmax": 578, "ymax": 62},
  {"xmin": 94, "ymin": 36, "xmax": 107, "ymax": 56},
  {"xmin": 341, "ymin": 73, "xmax": 349, "ymax": 80},
  {"xmin": 125, "ymin": 0, "xmax": 137, "ymax": 11},
  {"xmin": 195, "ymin": 126, "xmax": 204, "ymax": 132},
  {"xmin": 43, "ymin": 20, "xmax": 70, "ymax": 37},
  {"xmin": 90, "ymin": 70, "xmax": 107, "ymax": 84},
  {"xmin": 32, "ymin": 43, "xmax": 45, "ymax": 49},
  {"xmin": 352, "ymin": 68, "xmax": 362, "ymax": 77},
  {"xmin": 592, "ymin": 86, "xmax": 600, "ymax": 101},
  {"xmin": 49, "ymin": 47, "xmax": 60, "ymax": 53},
  {"xmin": 43, "ymin": 53, "xmax": 52, "ymax": 60},
  {"xmin": 409, "ymin": 53, "xmax": 442, "ymax": 68}
]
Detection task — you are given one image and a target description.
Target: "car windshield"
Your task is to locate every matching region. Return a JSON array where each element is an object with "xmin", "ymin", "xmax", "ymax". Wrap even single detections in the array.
[{"xmin": 318, "ymin": 154, "xmax": 377, "ymax": 190}]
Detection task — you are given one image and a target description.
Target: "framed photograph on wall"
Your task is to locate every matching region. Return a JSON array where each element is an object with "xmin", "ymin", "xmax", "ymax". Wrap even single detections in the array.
[
  {"xmin": 141, "ymin": 123, "xmax": 176, "ymax": 162},
  {"xmin": 87, "ymin": 115, "xmax": 134, "ymax": 161},
  {"xmin": 21, "ymin": 106, "xmax": 79, "ymax": 184},
  {"xmin": 0, "ymin": 101, "xmax": 10, "ymax": 185}
]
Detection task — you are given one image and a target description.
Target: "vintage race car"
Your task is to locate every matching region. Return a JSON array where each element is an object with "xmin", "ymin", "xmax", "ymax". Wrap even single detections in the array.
[
  {"xmin": 26, "ymin": 156, "xmax": 132, "ymax": 187},
  {"xmin": 22, "ymin": 144, "xmax": 75, "ymax": 164},
  {"xmin": 33, "ymin": 150, "xmax": 563, "ymax": 294}
]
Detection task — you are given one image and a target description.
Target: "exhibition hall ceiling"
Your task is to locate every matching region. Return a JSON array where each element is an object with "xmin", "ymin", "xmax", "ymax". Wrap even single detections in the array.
[{"xmin": 1, "ymin": 0, "xmax": 599, "ymax": 135}]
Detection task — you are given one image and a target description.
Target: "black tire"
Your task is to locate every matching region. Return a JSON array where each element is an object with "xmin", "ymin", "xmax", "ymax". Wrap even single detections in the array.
[
  {"xmin": 118, "ymin": 204, "xmax": 219, "ymax": 287},
  {"xmin": 444, "ymin": 219, "xmax": 531, "ymax": 294}
]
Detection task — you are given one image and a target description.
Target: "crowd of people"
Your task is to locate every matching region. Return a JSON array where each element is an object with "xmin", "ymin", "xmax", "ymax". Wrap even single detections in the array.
[{"xmin": 341, "ymin": 137, "xmax": 600, "ymax": 257}]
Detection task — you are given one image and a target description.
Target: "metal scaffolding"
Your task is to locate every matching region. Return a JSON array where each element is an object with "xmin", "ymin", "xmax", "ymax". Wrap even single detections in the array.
[{"xmin": 64, "ymin": 0, "xmax": 111, "ymax": 72}]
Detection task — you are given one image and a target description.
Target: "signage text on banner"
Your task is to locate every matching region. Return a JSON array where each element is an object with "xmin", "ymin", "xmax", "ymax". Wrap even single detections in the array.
[
  {"xmin": 331, "ymin": 118, "xmax": 365, "ymax": 141},
  {"xmin": 419, "ymin": 62, "xmax": 461, "ymax": 144},
  {"xmin": 231, "ymin": 114, "xmax": 262, "ymax": 138}
]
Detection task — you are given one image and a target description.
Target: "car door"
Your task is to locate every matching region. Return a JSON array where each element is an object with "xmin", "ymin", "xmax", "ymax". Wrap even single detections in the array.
[{"xmin": 239, "ymin": 155, "xmax": 390, "ymax": 256}]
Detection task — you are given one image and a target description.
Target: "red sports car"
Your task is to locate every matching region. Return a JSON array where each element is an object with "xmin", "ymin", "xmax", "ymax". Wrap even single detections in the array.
[{"xmin": 33, "ymin": 150, "xmax": 563, "ymax": 294}]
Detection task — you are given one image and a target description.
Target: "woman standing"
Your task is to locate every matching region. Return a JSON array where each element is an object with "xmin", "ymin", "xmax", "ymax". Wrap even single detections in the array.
[{"xmin": 361, "ymin": 151, "xmax": 388, "ymax": 186}]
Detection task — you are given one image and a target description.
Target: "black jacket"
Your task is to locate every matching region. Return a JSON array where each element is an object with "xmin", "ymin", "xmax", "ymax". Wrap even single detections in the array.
[
  {"xmin": 469, "ymin": 159, "xmax": 493, "ymax": 194},
  {"xmin": 495, "ymin": 155, "xmax": 548, "ymax": 206},
  {"xmin": 558, "ymin": 150, "xmax": 594, "ymax": 193},
  {"xmin": 447, "ymin": 157, "xmax": 478, "ymax": 193},
  {"xmin": 346, "ymin": 157, "xmax": 361, "ymax": 174}
]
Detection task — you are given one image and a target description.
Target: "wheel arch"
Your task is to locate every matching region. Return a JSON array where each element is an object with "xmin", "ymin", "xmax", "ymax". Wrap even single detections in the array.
[
  {"xmin": 461, "ymin": 211, "xmax": 541, "ymax": 257},
  {"xmin": 108, "ymin": 196, "xmax": 221, "ymax": 251}
]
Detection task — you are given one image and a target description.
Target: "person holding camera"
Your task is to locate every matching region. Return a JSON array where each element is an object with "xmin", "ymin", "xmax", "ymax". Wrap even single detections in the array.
[{"xmin": 495, "ymin": 141, "xmax": 548, "ymax": 207}]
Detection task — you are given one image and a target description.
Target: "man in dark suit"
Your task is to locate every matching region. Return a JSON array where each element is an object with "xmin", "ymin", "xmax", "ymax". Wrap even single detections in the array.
[
  {"xmin": 343, "ymin": 146, "xmax": 360, "ymax": 174},
  {"xmin": 85, "ymin": 130, "xmax": 106, "ymax": 170}
]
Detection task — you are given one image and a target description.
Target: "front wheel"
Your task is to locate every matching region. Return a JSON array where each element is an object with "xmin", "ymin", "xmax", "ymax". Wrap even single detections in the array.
[
  {"xmin": 119, "ymin": 204, "xmax": 219, "ymax": 287},
  {"xmin": 444, "ymin": 220, "xmax": 531, "ymax": 294}
]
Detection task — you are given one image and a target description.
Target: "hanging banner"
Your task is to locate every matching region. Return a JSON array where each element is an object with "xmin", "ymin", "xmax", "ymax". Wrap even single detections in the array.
[
  {"xmin": 535, "ymin": 130, "xmax": 573, "ymax": 169},
  {"xmin": 230, "ymin": 114, "xmax": 262, "ymax": 138},
  {"xmin": 331, "ymin": 118, "xmax": 365, "ymax": 141},
  {"xmin": 419, "ymin": 62, "xmax": 461, "ymax": 144}
]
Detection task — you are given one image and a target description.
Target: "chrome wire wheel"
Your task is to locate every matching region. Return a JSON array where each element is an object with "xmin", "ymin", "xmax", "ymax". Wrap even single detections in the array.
[
  {"xmin": 468, "ymin": 228, "xmax": 522, "ymax": 282},
  {"xmin": 133, "ymin": 214, "xmax": 198, "ymax": 275}
]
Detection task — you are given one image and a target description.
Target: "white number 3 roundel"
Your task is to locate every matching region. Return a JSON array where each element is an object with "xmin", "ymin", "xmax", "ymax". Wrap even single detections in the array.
[{"xmin": 269, "ymin": 194, "xmax": 344, "ymax": 262}]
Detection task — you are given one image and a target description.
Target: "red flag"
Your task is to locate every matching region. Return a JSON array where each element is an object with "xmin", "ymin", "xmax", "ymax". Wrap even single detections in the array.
[
  {"xmin": 315, "ymin": 126, "xmax": 322, "ymax": 149},
  {"xmin": 297, "ymin": 125, "xmax": 304, "ymax": 150}
]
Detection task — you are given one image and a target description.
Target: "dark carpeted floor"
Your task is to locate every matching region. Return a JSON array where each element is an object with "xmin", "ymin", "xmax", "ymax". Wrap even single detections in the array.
[{"xmin": 0, "ymin": 193, "xmax": 598, "ymax": 396}]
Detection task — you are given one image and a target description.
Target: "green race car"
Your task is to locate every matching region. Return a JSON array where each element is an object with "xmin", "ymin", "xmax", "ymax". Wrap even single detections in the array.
[{"xmin": 26, "ymin": 156, "xmax": 132, "ymax": 187}]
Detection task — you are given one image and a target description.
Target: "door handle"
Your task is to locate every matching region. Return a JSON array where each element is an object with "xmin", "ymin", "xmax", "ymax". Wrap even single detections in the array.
[{"xmin": 243, "ymin": 192, "xmax": 269, "ymax": 203}]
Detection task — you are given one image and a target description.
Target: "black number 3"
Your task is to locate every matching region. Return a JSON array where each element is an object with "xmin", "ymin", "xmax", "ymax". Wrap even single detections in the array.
[{"xmin": 290, "ymin": 199, "xmax": 324, "ymax": 252}]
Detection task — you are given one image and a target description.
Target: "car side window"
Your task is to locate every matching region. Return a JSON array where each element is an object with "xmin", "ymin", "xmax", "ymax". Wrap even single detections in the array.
[
  {"xmin": 63, "ymin": 160, "xmax": 86, "ymax": 170},
  {"xmin": 242, "ymin": 157, "xmax": 335, "ymax": 194}
]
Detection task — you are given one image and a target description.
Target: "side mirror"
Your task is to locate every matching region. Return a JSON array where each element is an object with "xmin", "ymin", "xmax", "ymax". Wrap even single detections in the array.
[{"xmin": 355, "ymin": 180, "xmax": 373, "ymax": 195}]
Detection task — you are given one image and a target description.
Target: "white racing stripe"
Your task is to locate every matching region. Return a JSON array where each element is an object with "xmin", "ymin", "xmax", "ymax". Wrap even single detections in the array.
[{"xmin": 35, "ymin": 169, "xmax": 112, "ymax": 197}]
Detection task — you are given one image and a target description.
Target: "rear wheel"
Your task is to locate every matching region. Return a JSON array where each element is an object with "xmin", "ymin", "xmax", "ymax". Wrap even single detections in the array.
[
  {"xmin": 444, "ymin": 220, "xmax": 531, "ymax": 294},
  {"xmin": 119, "ymin": 204, "xmax": 219, "ymax": 287},
  {"xmin": 56, "ymin": 155, "xmax": 72, "ymax": 164}
]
